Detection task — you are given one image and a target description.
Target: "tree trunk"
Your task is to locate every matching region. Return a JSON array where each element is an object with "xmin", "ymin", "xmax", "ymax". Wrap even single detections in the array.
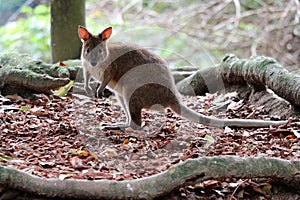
[{"xmin": 50, "ymin": 0, "xmax": 85, "ymax": 63}]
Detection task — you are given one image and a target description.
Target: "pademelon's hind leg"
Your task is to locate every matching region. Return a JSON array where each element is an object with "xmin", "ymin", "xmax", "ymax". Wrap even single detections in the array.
[
  {"xmin": 100, "ymin": 94, "xmax": 131, "ymax": 131},
  {"xmin": 102, "ymin": 96, "xmax": 143, "ymax": 131},
  {"xmin": 116, "ymin": 94, "xmax": 130, "ymax": 125},
  {"xmin": 128, "ymin": 97, "xmax": 143, "ymax": 130},
  {"xmin": 168, "ymin": 101, "xmax": 182, "ymax": 116}
]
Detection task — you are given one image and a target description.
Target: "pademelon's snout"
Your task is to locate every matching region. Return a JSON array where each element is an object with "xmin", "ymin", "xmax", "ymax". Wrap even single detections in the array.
[{"xmin": 90, "ymin": 60, "xmax": 97, "ymax": 66}]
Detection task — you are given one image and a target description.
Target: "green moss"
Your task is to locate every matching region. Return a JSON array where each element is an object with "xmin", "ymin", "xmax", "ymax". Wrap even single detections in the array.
[{"xmin": 0, "ymin": 53, "xmax": 79, "ymax": 94}]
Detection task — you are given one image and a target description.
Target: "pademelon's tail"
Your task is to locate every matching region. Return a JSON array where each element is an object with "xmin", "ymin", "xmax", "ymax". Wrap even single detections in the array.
[{"xmin": 177, "ymin": 104, "xmax": 287, "ymax": 128}]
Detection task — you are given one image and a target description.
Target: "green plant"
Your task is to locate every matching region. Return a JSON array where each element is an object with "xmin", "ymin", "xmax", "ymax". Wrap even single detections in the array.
[{"xmin": 0, "ymin": 4, "xmax": 50, "ymax": 62}]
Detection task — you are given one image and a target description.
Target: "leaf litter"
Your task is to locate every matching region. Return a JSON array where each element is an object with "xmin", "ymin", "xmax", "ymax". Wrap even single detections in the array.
[{"xmin": 0, "ymin": 92, "xmax": 299, "ymax": 199}]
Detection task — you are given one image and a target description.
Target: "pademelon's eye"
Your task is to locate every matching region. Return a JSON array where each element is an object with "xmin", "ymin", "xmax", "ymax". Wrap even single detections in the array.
[{"xmin": 85, "ymin": 48, "xmax": 90, "ymax": 54}]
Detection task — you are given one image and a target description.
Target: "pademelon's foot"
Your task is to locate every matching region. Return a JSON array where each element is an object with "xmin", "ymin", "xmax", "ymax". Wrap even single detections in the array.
[
  {"xmin": 101, "ymin": 123, "xmax": 129, "ymax": 131},
  {"xmin": 100, "ymin": 122, "xmax": 148, "ymax": 132}
]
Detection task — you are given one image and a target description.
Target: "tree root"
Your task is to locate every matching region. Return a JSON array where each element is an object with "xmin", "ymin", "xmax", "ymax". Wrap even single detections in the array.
[
  {"xmin": 0, "ymin": 69, "xmax": 70, "ymax": 93},
  {"xmin": 177, "ymin": 54, "xmax": 300, "ymax": 107},
  {"xmin": 0, "ymin": 156, "xmax": 299, "ymax": 199},
  {"xmin": 0, "ymin": 53, "xmax": 81, "ymax": 95}
]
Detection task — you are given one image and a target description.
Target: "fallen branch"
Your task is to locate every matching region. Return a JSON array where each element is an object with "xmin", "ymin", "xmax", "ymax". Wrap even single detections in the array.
[{"xmin": 1, "ymin": 156, "xmax": 299, "ymax": 199}]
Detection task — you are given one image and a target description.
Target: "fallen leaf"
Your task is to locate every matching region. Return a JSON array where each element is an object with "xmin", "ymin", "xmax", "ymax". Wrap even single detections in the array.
[
  {"xmin": 59, "ymin": 173, "xmax": 73, "ymax": 180},
  {"xmin": 227, "ymin": 99, "xmax": 244, "ymax": 111},
  {"xmin": 0, "ymin": 154, "xmax": 13, "ymax": 161},
  {"xmin": 269, "ymin": 129, "xmax": 292, "ymax": 137},
  {"xmin": 237, "ymin": 189, "xmax": 244, "ymax": 198},
  {"xmin": 77, "ymin": 150, "xmax": 89, "ymax": 157},
  {"xmin": 242, "ymin": 130, "xmax": 250, "ymax": 137},
  {"xmin": 224, "ymin": 126, "xmax": 234, "ymax": 134},
  {"xmin": 19, "ymin": 105, "xmax": 31, "ymax": 111},
  {"xmin": 229, "ymin": 179, "xmax": 244, "ymax": 187},
  {"xmin": 202, "ymin": 134, "xmax": 215, "ymax": 149},
  {"xmin": 5, "ymin": 94, "xmax": 23, "ymax": 101},
  {"xmin": 212, "ymin": 189, "xmax": 225, "ymax": 196},
  {"xmin": 292, "ymin": 129, "xmax": 300, "ymax": 138},
  {"xmin": 285, "ymin": 135, "xmax": 295, "ymax": 139},
  {"xmin": 123, "ymin": 138, "xmax": 129, "ymax": 144},
  {"xmin": 54, "ymin": 80, "xmax": 74, "ymax": 97},
  {"xmin": 252, "ymin": 186, "xmax": 265, "ymax": 195},
  {"xmin": 202, "ymin": 180, "xmax": 219, "ymax": 188},
  {"xmin": 262, "ymin": 183, "xmax": 272, "ymax": 195},
  {"xmin": 70, "ymin": 156, "xmax": 88, "ymax": 170},
  {"xmin": 59, "ymin": 61, "xmax": 67, "ymax": 66},
  {"xmin": 39, "ymin": 161, "xmax": 55, "ymax": 168},
  {"xmin": 102, "ymin": 148, "xmax": 118, "ymax": 157}
]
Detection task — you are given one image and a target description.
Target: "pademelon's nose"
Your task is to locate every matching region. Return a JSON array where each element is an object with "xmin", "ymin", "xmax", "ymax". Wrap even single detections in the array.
[{"xmin": 90, "ymin": 60, "xmax": 97, "ymax": 66}]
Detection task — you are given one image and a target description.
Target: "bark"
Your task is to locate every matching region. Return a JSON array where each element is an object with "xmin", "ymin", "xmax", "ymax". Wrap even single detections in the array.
[
  {"xmin": 0, "ymin": 53, "xmax": 81, "ymax": 95},
  {"xmin": 0, "ymin": 156, "xmax": 299, "ymax": 199},
  {"xmin": 50, "ymin": 0, "xmax": 85, "ymax": 63},
  {"xmin": 172, "ymin": 66, "xmax": 199, "ymax": 83},
  {"xmin": 177, "ymin": 54, "xmax": 300, "ymax": 107}
]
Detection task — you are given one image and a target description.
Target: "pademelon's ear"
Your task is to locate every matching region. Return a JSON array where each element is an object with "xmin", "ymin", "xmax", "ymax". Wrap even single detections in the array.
[
  {"xmin": 100, "ymin": 27, "xmax": 112, "ymax": 41},
  {"xmin": 78, "ymin": 25, "xmax": 91, "ymax": 41}
]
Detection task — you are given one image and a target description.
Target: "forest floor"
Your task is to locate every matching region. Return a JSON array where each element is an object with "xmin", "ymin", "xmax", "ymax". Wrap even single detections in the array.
[{"xmin": 0, "ymin": 92, "xmax": 299, "ymax": 199}]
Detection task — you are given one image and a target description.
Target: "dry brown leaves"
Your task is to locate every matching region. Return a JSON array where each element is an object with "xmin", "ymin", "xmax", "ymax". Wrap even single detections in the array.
[{"xmin": 0, "ymin": 92, "xmax": 299, "ymax": 199}]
